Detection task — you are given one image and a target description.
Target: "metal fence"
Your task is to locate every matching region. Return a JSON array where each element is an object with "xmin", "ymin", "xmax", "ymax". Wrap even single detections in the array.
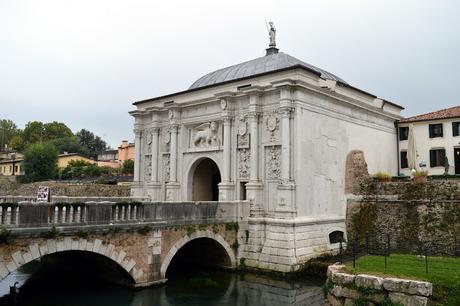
[{"xmin": 337, "ymin": 232, "xmax": 460, "ymax": 274}]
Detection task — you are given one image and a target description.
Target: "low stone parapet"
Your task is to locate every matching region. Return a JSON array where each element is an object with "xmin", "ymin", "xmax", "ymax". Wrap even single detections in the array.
[{"xmin": 325, "ymin": 264, "xmax": 432, "ymax": 306}]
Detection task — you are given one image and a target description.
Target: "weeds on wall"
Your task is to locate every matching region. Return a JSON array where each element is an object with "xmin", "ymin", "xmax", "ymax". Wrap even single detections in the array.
[{"xmin": 0, "ymin": 227, "xmax": 12, "ymax": 244}]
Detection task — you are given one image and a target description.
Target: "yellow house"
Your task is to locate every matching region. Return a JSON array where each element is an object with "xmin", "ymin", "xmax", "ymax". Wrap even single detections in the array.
[
  {"xmin": 58, "ymin": 153, "xmax": 95, "ymax": 168},
  {"xmin": 0, "ymin": 158, "xmax": 24, "ymax": 176}
]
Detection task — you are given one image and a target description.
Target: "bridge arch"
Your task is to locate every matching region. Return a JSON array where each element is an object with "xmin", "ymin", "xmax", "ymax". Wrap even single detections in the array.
[
  {"xmin": 160, "ymin": 230, "xmax": 236, "ymax": 278},
  {"xmin": 185, "ymin": 155, "xmax": 222, "ymax": 201},
  {"xmin": 0, "ymin": 238, "xmax": 144, "ymax": 286}
]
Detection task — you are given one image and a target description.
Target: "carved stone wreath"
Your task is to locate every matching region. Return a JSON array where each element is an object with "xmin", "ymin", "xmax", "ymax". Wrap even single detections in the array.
[
  {"xmin": 265, "ymin": 112, "xmax": 279, "ymax": 142},
  {"xmin": 265, "ymin": 146, "xmax": 281, "ymax": 180}
]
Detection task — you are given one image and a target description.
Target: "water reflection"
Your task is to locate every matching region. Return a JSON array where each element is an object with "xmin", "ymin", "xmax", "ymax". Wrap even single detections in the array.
[{"xmin": 0, "ymin": 262, "xmax": 325, "ymax": 306}]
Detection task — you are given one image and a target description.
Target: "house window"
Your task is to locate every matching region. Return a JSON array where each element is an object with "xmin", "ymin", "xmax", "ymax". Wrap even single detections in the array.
[
  {"xmin": 429, "ymin": 124, "xmax": 443, "ymax": 138},
  {"xmin": 400, "ymin": 151, "xmax": 408, "ymax": 169},
  {"xmin": 453, "ymin": 122, "xmax": 460, "ymax": 137},
  {"xmin": 430, "ymin": 149, "xmax": 446, "ymax": 167},
  {"xmin": 399, "ymin": 127, "xmax": 409, "ymax": 141}
]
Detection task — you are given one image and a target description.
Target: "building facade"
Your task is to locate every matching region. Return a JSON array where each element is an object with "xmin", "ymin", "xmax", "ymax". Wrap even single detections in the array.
[
  {"xmin": 118, "ymin": 140, "xmax": 135, "ymax": 163},
  {"xmin": 398, "ymin": 106, "xmax": 460, "ymax": 175},
  {"xmin": 129, "ymin": 42, "xmax": 403, "ymax": 271}
]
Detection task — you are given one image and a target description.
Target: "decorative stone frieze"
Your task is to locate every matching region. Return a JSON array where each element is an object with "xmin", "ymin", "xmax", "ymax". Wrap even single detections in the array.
[
  {"xmin": 192, "ymin": 121, "xmax": 221, "ymax": 148},
  {"xmin": 144, "ymin": 156, "xmax": 152, "ymax": 181},
  {"xmin": 238, "ymin": 149, "xmax": 250, "ymax": 179},
  {"xmin": 265, "ymin": 146, "xmax": 281, "ymax": 180},
  {"xmin": 162, "ymin": 154, "xmax": 170, "ymax": 181}
]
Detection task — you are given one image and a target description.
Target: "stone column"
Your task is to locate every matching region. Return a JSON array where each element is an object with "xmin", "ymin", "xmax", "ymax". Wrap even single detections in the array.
[
  {"xmin": 169, "ymin": 125, "xmax": 178, "ymax": 182},
  {"xmin": 150, "ymin": 128, "xmax": 159, "ymax": 182},
  {"xmin": 276, "ymin": 87, "xmax": 296, "ymax": 218},
  {"xmin": 218, "ymin": 115, "xmax": 235, "ymax": 201},
  {"xmin": 147, "ymin": 127, "xmax": 161, "ymax": 200},
  {"xmin": 245, "ymin": 92, "xmax": 264, "ymax": 216},
  {"xmin": 222, "ymin": 117, "xmax": 231, "ymax": 182},
  {"xmin": 248, "ymin": 112, "xmax": 260, "ymax": 182},
  {"xmin": 280, "ymin": 107, "xmax": 291, "ymax": 182},
  {"xmin": 131, "ymin": 125, "xmax": 144, "ymax": 198},
  {"xmin": 133, "ymin": 127, "xmax": 142, "ymax": 183}
]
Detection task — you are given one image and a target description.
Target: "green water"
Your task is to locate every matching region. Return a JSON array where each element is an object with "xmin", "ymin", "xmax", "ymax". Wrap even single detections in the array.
[{"xmin": 0, "ymin": 264, "xmax": 325, "ymax": 306}]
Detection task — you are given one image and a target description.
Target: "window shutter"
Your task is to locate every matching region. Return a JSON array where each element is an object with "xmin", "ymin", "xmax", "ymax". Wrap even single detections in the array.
[
  {"xmin": 430, "ymin": 150, "xmax": 436, "ymax": 167},
  {"xmin": 439, "ymin": 124, "xmax": 444, "ymax": 137},
  {"xmin": 429, "ymin": 125, "xmax": 433, "ymax": 138},
  {"xmin": 453, "ymin": 123, "xmax": 459, "ymax": 137}
]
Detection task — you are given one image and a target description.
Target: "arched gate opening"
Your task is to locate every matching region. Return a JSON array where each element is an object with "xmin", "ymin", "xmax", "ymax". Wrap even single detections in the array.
[{"xmin": 191, "ymin": 158, "xmax": 221, "ymax": 201}]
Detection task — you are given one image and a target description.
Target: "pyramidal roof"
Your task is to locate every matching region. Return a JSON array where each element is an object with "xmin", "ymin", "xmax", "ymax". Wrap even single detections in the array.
[{"xmin": 189, "ymin": 50, "xmax": 348, "ymax": 90}]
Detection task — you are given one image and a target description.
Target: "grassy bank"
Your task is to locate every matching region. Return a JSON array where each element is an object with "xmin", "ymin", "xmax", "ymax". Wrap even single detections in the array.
[{"xmin": 344, "ymin": 254, "xmax": 460, "ymax": 305}]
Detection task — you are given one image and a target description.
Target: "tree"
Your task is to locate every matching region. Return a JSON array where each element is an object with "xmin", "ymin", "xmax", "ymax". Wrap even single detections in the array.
[
  {"xmin": 47, "ymin": 136, "xmax": 88, "ymax": 156},
  {"xmin": 0, "ymin": 119, "xmax": 20, "ymax": 150},
  {"xmin": 23, "ymin": 142, "xmax": 58, "ymax": 182},
  {"xmin": 22, "ymin": 121, "xmax": 45, "ymax": 144},
  {"xmin": 8, "ymin": 135, "xmax": 25, "ymax": 152},
  {"xmin": 121, "ymin": 159, "xmax": 134, "ymax": 175},
  {"xmin": 76, "ymin": 129, "xmax": 108, "ymax": 159},
  {"xmin": 43, "ymin": 121, "xmax": 73, "ymax": 140}
]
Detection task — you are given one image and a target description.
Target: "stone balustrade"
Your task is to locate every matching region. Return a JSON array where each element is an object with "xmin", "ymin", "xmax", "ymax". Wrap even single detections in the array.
[
  {"xmin": 326, "ymin": 264, "xmax": 432, "ymax": 306},
  {"xmin": 0, "ymin": 200, "xmax": 250, "ymax": 232}
]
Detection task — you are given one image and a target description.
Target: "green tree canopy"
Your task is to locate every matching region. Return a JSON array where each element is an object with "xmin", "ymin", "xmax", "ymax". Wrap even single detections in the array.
[
  {"xmin": 0, "ymin": 119, "xmax": 20, "ymax": 150},
  {"xmin": 22, "ymin": 121, "xmax": 45, "ymax": 144},
  {"xmin": 47, "ymin": 136, "xmax": 89, "ymax": 156},
  {"xmin": 23, "ymin": 142, "xmax": 58, "ymax": 182},
  {"xmin": 76, "ymin": 129, "xmax": 108, "ymax": 159},
  {"xmin": 121, "ymin": 159, "xmax": 134, "ymax": 175},
  {"xmin": 43, "ymin": 121, "xmax": 74, "ymax": 140}
]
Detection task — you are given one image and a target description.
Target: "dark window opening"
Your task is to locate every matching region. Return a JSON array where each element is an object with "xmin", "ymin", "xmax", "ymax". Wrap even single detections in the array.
[
  {"xmin": 429, "ymin": 124, "xmax": 443, "ymax": 138},
  {"xmin": 237, "ymin": 84, "xmax": 251, "ymax": 90},
  {"xmin": 400, "ymin": 151, "xmax": 408, "ymax": 169},
  {"xmin": 329, "ymin": 231, "xmax": 344, "ymax": 244},
  {"xmin": 453, "ymin": 122, "xmax": 460, "ymax": 137},
  {"xmin": 399, "ymin": 127, "xmax": 409, "ymax": 141},
  {"xmin": 430, "ymin": 149, "xmax": 446, "ymax": 167},
  {"xmin": 240, "ymin": 182, "xmax": 247, "ymax": 200}
]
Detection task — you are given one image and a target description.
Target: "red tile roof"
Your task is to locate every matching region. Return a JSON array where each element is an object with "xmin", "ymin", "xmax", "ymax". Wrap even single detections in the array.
[{"xmin": 400, "ymin": 105, "xmax": 460, "ymax": 123}]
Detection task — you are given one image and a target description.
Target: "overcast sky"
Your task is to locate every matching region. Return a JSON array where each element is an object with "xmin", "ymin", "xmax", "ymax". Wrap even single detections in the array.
[{"xmin": 1, "ymin": 0, "xmax": 459, "ymax": 147}]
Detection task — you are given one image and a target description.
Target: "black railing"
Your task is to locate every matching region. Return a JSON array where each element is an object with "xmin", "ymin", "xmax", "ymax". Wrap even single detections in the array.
[{"xmin": 338, "ymin": 232, "xmax": 460, "ymax": 274}]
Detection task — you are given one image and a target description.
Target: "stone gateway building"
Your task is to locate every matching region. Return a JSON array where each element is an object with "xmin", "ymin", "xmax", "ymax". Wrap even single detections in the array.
[{"xmin": 130, "ymin": 38, "xmax": 404, "ymax": 272}]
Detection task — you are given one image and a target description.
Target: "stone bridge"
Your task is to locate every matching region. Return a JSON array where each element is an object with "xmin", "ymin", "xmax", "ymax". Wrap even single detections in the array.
[{"xmin": 0, "ymin": 198, "xmax": 249, "ymax": 287}]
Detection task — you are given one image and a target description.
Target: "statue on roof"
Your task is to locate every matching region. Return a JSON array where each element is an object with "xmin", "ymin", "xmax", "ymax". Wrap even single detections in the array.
[{"xmin": 267, "ymin": 21, "xmax": 276, "ymax": 47}]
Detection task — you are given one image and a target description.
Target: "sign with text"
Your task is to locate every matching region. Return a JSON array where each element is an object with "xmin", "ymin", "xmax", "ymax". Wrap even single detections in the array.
[{"xmin": 36, "ymin": 186, "xmax": 51, "ymax": 203}]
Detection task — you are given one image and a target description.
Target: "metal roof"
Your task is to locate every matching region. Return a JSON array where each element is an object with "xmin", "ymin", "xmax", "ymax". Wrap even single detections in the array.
[{"xmin": 189, "ymin": 51, "xmax": 348, "ymax": 89}]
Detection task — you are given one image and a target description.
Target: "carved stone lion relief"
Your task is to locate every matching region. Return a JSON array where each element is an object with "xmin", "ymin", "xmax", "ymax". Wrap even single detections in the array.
[
  {"xmin": 238, "ymin": 149, "xmax": 250, "ymax": 179},
  {"xmin": 265, "ymin": 145, "xmax": 281, "ymax": 180},
  {"xmin": 162, "ymin": 154, "xmax": 170, "ymax": 181},
  {"xmin": 192, "ymin": 121, "xmax": 220, "ymax": 147}
]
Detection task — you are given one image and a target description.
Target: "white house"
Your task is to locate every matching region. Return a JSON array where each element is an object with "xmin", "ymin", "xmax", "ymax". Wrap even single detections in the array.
[
  {"xmin": 398, "ymin": 105, "xmax": 460, "ymax": 176},
  {"xmin": 129, "ymin": 32, "xmax": 404, "ymax": 271}
]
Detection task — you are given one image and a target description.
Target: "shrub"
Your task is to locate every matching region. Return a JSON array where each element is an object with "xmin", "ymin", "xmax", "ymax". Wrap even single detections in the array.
[
  {"xmin": 121, "ymin": 159, "xmax": 134, "ymax": 175},
  {"xmin": 23, "ymin": 142, "xmax": 58, "ymax": 182},
  {"xmin": 373, "ymin": 172, "xmax": 392, "ymax": 182},
  {"xmin": 0, "ymin": 227, "xmax": 12, "ymax": 244},
  {"xmin": 413, "ymin": 170, "xmax": 428, "ymax": 177}
]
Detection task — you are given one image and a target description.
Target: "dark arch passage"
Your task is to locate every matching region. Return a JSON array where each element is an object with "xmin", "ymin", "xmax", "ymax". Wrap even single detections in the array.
[
  {"xmin": 192, "ymin": 158, "xmax": 221, "ymax": 201},
  {"xmin": 166, "ymin": 238, "xmax": 232, "ymax": 278}
]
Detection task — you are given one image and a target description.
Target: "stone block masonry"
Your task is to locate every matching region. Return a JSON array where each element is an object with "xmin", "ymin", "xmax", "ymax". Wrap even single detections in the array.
[{"xmin": 325, "ymin": 264, "xmax": 432, "ymax": 306}]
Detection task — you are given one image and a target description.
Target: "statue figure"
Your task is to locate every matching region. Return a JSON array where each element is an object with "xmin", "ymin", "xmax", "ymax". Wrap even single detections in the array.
[
  {"xmin": 193, "ymin": 122, "xmax": 220, "ymax": 147},
  {"xmin": 267, "ymin": 21, "xmax": 276, "ymax": 47}
]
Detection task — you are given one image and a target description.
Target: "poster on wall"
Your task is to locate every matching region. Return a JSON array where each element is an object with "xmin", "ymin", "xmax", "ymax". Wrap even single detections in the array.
[{"xmin": 36, "ymin": 186, "xmax": 51, "ymax": 203}]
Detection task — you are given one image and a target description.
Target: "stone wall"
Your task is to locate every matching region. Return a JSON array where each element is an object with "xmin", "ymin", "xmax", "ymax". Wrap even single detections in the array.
[
  {"xmin": 346, "ymin": 180, "xmax": 460, "ymax": 253},
  {"xmin": 325, "ymin": 264, "xmax": 432, "ymax": 306},
  {"xmin": 0, "ymin": 180, "xmax": 130, "ymax": 197}
]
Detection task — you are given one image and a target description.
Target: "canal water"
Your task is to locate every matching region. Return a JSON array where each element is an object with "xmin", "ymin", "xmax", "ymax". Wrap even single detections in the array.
[{"xmin": 0, "ymin": 261, "xmax": 325, "ymax": 306}]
